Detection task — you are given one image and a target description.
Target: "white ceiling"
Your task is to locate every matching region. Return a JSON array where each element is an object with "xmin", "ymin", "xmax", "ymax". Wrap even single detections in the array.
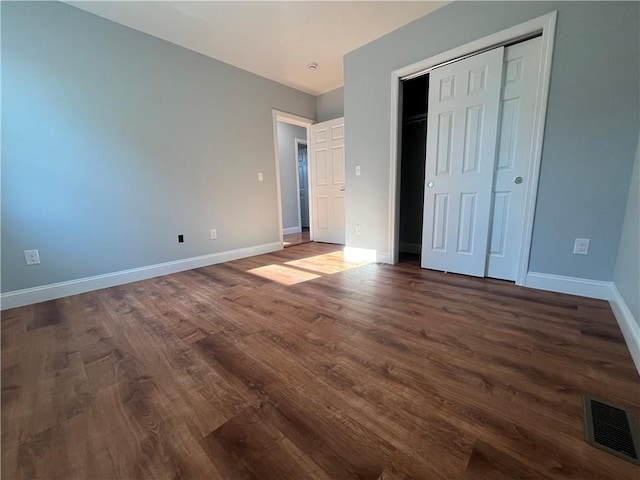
[{"xmin": 65, "ymin": 1, "xmax": 448, "ymax": 95}]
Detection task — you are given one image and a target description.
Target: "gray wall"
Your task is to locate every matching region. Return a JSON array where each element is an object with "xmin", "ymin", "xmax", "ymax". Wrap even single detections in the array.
[
  {"xmin": 614, "ymin": 135, "xmax": 640, "ymax": 326},
  {"xmin": 1, "ymin": 1, "xmax": 315, "ymax": 293},
  {"xmin": 316, "ymin": 87, "xmax": 344, "ymax": 122},
  {"xmin": 344, "ymin": 1, "xmax": 639, "ymax": 280},
  {"xmin": 277, "ymin": 122, "xmax": 307, "ymax": 230}
]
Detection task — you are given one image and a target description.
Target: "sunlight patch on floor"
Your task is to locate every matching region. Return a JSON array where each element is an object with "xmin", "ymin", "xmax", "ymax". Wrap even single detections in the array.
[
  {"xmin": 247, "ymin": 264, "xmax": 321, "ymax": 286},
  {"xmin": 285, "ymin": 251, "xmax": 371, "ymax": 275},
  {"xmin": 246, "ymin": 249, "xmax": 373, "ymax": 286}
]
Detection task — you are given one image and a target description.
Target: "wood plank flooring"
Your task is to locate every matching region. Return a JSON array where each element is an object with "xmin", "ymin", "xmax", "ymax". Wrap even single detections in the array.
[
  {"xmin": 283, "ymin": 229, "xmax": 311, "ymax": 247},
  {"xmin": 2, "ymin": 242, "xmax": 639, "ymax": 479}
]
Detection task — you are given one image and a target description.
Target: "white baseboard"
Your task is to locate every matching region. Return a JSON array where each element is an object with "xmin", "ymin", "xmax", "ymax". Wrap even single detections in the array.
[
  {"xmin": 376, "ymin": 252, "xmax": 391, "ymax": 264},
  {"xmin": 610, "ymin": 285, "xmax": 640, "ymax": 375},
  {"xmin": 283, "ymin": 226, "xmax": 302, "ymax": 235},
  {"xmin": 0, "ymin": 242, "xmax": 283, "ymax": 310},
  {"xmin": 344, "ymin": 246, "xmax": 377, "ymax": 263},
  {"xmin": 399, "ymin": 242, "xmax": 421, "ymax": 254},
  {"xmin": 524, "ymin": 272, "xmax": 613, "ymax": 300}
]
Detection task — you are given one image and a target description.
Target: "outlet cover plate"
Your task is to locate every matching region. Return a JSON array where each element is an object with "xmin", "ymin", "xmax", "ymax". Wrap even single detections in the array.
[
  {"xmin": 24, "ymin": 249, "xmax": 40, "ymax": 265},
  {"xmin": 573, "ymin": 238, "xmax": 590, "ymax": 255}
]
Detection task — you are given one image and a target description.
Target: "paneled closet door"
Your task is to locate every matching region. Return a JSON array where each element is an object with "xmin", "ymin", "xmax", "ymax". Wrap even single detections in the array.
[
  {"xmin": 487, "ymin": 37, "xmax": 543, "ymax": 281},
  {"xmin": 421, "ymin": 47, "xmax": 504, "ymax": 276}
]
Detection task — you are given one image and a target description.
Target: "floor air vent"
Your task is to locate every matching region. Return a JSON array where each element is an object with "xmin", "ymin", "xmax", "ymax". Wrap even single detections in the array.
[{"xmin": 582, "ymin": 395, "xmax": 640, "ymax": 465}]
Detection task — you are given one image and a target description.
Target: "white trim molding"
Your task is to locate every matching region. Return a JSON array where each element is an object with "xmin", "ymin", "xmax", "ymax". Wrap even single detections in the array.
[
  {"xmin": 375, "ymin": 252, "xmax": 391, "ymax": 264},
  {"xmin": 1, "ymin": 242, "xmax": 283, "ymax": 310},
  {"xmin": 524, "ymin": 272, "xmax": 613, "ymax": 300},
  {"xmin": 283, "ymin": 226, "xmax": 302, "ymax": 235},
  {"xmin": 343, "ymin": 246, "xmax": 385, "ymax": 264},
  {"xmin": 388, "ymin": 11, "xmax": 557, "ymax": 286},
  {"xmin": 610, "ymin": 286, "xmax": 640, "ymax": 375}
]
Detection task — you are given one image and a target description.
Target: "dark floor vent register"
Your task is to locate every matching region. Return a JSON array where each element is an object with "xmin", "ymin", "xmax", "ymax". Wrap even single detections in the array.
[{"xmin": 582, "ymin": 395, "xmax": 640, "ymax": 466}]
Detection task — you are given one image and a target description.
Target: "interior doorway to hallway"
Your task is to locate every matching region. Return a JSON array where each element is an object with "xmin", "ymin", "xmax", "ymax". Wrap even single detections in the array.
[{"xmin": 272, "ymin": 110, "xmax": 314, "ymax": 248}]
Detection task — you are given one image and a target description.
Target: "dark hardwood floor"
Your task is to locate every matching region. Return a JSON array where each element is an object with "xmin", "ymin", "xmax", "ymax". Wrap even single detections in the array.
[{"xmin": 2, "ymin": 242, "xmax": 639, "ymax": 479}]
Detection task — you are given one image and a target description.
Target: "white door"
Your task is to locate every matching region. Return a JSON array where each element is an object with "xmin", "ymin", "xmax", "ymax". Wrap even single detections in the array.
[
  {"xmin": 309, "ymin": 117, "xmax": 345, "ymax": 244},
  {"xmin": 487, "ymin": 37, "xmax": 543, "ymax": 280},
  {"xmin": 421, "ymin": 47, "xmax": 504, "ymax": 276}
]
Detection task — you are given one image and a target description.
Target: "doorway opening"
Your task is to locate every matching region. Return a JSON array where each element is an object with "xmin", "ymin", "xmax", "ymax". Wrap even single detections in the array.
[
  {"xmin": 397, "ymin": 74, "xmax": 428, "ymax": 265},
  {"xmin": 288, "ymin": 139, "xmax": 310, "ymax": 247},
  {"xmin": 272, "ymin": 110, "xmax": 314, "ymax": 249}
]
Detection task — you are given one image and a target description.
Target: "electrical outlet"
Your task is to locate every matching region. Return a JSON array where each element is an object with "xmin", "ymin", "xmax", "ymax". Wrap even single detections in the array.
[
  {"xmin": 258, "ymin": 172, "xmax": 263, "ymax": 182},
  {"xmin": 355, "ymin": 165, "xmax": 361, "ymax": 176},
  {"xmin": 24, "ymin": 249, "xmax": 40, "ymax": 265},
  {"xmin": 573, "ymin": 238, "xmax": 590, "ymax": 255},
  {"xmin": 178, "ymin": 234, "xmax": 184, "ymax": 243},
  {"xmin": 210, "ymin": 229, "xmax": 217, "ymax": 240},
  {"xmin": 355, "ymin": 224, "xmax": 362, "ymax": 235}
]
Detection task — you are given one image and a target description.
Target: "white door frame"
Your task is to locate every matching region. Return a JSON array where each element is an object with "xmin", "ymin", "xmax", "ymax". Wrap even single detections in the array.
[
  {"xmin": 294, "ymin": 138, "xmax": 308, "ymax": 231},
  {"xmin": 272, "ymin": 110, "xmax": 314, "ymax": 245},
  {"xmin": 388, "ymin": 11, "xmax": 557, "ymax": 286}
]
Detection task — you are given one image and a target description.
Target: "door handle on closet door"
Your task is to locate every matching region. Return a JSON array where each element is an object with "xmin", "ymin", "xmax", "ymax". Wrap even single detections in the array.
[{"xmin": 339, "ymin": 187, "xmax": 346, "ymax": 191}]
